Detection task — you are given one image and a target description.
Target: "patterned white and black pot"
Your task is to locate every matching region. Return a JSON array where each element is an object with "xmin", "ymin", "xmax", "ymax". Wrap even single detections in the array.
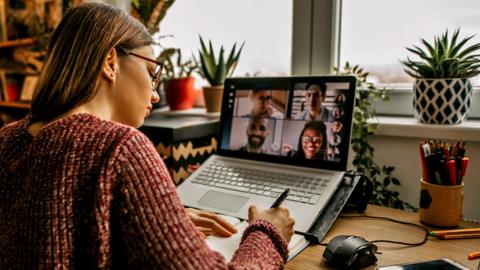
[{"xmin": 413, "ymin": 78, "xmax": 473, "ymax": 124}]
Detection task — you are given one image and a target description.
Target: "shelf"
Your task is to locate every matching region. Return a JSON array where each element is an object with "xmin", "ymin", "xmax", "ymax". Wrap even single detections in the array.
[
  {"xmin": 370, "ymin": 116, "xmax": 480, "ymax": 142},
  {"xmin": 0, "ymin": 38, "xmax": 36, "ymax": 49},
  {"xmin": 0, "ymin": 101, "xmax": 30, "ymax": 109}
]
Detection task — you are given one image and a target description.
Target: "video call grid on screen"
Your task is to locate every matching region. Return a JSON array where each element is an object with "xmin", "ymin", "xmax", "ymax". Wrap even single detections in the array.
[{"xmin": 218, "ymin": 76, "xmax": 356, "ymax": 172}]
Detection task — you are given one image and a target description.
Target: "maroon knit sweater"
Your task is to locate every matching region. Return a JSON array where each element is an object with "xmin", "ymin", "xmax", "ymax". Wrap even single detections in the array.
[{"xmin": 0, "ymin": 113, "xmax": 288, "ymax": 269}]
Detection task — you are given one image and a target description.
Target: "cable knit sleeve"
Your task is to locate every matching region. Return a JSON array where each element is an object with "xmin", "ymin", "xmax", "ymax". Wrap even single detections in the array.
[{"xmin": 110, "ymin": 130, "xmax": 288, "ymax": 269}]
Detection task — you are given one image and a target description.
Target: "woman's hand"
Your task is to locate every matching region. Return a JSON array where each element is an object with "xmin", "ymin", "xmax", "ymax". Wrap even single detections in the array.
[
  {"xmin": 186, "ymin": 208, "xmax": 238, "ymax": 237},
  {"xmin": 248, "ymin": 205, "xmax": 295, "ymax": 243}
]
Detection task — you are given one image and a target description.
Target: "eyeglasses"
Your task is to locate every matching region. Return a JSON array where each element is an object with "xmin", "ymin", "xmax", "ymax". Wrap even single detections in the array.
[
  {"xmin": 117, "ymin": 47, "xmax": 164, "ymax": 91},
  {"xmin": 302, "ymin": 136, "xmax": 323, "ymax": 144}
]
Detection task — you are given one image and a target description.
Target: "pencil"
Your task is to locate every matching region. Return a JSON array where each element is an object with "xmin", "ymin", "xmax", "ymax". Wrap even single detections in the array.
[
  {"xmin": 468, "ymin": 251, "xmax": 480, "ymax": 260},
  {"xmin": 437, "ymin": 233, "xmax": 480, "ymax": 240},
  {"xmin": 429, "ymin": 228, "xmax": 480, "ymax": 237}
]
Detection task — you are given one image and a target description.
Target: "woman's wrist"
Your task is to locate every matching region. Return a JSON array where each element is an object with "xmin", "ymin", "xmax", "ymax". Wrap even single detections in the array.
[{"xmin": 242, "ymin": 219, "xmax": 289, "ymax": 262}]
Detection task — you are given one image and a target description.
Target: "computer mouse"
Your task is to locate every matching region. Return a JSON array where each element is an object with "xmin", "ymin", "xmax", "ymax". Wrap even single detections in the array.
[{"xmin": 323, "ymin": 235, "xmax": 378, "ymax": 269}]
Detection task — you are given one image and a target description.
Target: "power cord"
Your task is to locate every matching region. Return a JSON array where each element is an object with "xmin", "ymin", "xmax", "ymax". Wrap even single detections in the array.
[
  {"xmin": 339, "ymin": 214, "xmax": 429, "ymax": 246},
  {"xmin": 314, "ymin": 214, "xmax": 429, "ymax": 247}
]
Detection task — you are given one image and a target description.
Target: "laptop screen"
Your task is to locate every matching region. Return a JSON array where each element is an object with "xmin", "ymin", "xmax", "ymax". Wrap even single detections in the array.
[{"xmin": 217, "ymin": 76, "xmax": 356, "ymax": 171}]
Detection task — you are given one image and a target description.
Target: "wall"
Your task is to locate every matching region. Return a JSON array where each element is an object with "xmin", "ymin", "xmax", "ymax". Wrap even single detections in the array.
[{"xmin": 368, "ymin": 133, "xmax": 480, "ymax": 221}]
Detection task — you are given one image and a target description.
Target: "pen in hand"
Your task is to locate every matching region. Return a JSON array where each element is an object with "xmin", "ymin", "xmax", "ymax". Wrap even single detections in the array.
[{"xmin": 271, "ymin": 188, "xmax": 290, "ymax": 208}]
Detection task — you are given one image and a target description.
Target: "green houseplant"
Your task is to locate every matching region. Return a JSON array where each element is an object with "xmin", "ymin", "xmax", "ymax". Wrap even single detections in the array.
[
  {"xmin": 401, "ymin": 29, "xmax": 480, "ymax": 124},
  {"xmin": 130, "ymin": 0, "xmax": 175, "ymax": 34},
  {"xmin": 130, "ymin": 0, "xmax": 176, "ymax": 109},
  {"xmin": 158, "ymin": 48, "xmax": 198, "ymax": 110},
  {"xmin": 334, "ymin": 62, "xmax": 415, "ymax": 210},
  {"xmin": 159, "ymin": 48, "xmax": 198, "ymax": 79},
  {"xmin": 197, "ymin": 35, "xmax": 244, "ymax": 112}
]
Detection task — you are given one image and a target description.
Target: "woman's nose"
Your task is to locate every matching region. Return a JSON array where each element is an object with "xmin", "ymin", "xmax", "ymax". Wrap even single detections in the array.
[{"xmin": 151, "ymin": 90, "xmax": 160, "ymax": 104}]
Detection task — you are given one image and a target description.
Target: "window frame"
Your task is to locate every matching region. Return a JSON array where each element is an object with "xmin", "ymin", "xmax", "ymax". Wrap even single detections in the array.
[{"xmin": 292, "ymin": 0, "xmax": 480, "ymax": 120}]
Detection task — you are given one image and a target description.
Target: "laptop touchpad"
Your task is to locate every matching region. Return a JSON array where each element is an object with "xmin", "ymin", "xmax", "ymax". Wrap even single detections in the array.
[{"xmin": 198, "ymin": 191, "xmax": 249, "ymax": 213}]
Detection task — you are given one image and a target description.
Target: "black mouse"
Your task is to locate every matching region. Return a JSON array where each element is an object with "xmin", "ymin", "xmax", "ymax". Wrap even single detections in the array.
[{"xmin": 323, "ymin": 235, "xmax": 378, "ymax": 269}]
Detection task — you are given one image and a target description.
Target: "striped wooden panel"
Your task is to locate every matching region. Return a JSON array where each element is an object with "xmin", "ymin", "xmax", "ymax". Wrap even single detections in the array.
[{"xmin": 154, "ymin": 137, "xmax": 217, "ymax": 185}]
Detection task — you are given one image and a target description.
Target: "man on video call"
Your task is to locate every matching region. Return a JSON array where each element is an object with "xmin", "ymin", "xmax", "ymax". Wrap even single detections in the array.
[
  {"xmin": 295, "ymin": 83, "xmax": 334, "ymax": 122},
  {"xmin": 238, "ymin": 117, "xmax": 270, "ymax": 154},
  {"xmin": 247, "ymin": 90, "xmax": 284, "ymax": 119}
]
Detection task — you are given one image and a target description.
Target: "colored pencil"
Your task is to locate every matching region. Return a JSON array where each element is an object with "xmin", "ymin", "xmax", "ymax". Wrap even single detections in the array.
[
  {"xmin": 437, "ymin": 233, "xmax": 480, "ymax": 240},
  {"xmin": 468, "ymin": 251, "xmax": 480, "ymax": 260},
  {"xmin": 429, "ymin": 228, "xmax": 480, "ymax": 237}
]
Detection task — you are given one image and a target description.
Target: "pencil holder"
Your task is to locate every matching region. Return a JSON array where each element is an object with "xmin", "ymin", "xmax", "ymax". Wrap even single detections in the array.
[{"xmin": 419, "ymin": 179, "xmax": 464, "ymax": 227}]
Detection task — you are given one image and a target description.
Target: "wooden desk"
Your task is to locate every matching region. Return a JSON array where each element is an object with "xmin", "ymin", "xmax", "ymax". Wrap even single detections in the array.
[{"xmin": 287, "ymin": 205, "xmax": 479, "ymax": 269}]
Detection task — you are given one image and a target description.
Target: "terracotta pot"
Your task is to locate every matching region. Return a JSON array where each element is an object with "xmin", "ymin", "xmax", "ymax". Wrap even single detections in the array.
[
  {"xmin": 165, "ymin": 77, "xmax": 196, "ymax": 110},
  {"xmin": 203, "ymin": 85, "xmax": 224, "ymax": 113},
  {"xmin": 194, "ymin": 87, "xmax": 205, "ymax": 107}
]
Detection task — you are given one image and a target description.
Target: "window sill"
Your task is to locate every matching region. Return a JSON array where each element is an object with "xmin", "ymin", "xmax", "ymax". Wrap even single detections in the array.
[
  {"xmin": 369, "ymin": 116, "xmax": 480, "ymax": 142},
  {"xmin": 370, "ymin": 88, "xmax": 480, "ymax": 119}
]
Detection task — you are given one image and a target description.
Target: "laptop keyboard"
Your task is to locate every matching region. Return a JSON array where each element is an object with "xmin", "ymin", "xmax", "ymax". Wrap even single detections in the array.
[{"xmin": 190, "ymin": 161, "xmax": 331, "ymax": 204}]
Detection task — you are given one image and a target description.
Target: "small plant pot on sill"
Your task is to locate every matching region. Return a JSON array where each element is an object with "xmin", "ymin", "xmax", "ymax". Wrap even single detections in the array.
[
  {"xmin": 413, "ymin": 78, "xmax": 473, "ymax": 124},
  {"xmin": 203, "ymin": 85, "xmax": 224, "ymax": 113},
  {"xmin": 165, "ymin": 77, "xmax": 196, "ymax": 110}
]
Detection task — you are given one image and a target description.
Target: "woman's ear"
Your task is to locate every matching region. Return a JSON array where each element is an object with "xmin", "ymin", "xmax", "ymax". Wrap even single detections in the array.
[{"xmin": 102, "ymin": 48, "xmax": 118, "ymax": 83}]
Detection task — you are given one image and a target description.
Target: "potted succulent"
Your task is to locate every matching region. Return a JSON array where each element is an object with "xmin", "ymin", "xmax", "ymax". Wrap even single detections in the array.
[
  {"xmin": 401, "ymin": 29, "xmax": 480, "ymax": 124},
  {"xmin": 158, "ymin": 48, "xmax": 198, "ymax": 110},
  {"xmin": 198, "ymin": 36, "xmax": 244, "ymax": 113}
]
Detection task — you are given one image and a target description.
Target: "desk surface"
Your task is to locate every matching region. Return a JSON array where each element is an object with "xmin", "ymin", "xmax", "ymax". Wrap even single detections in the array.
[
  {"xmin": 287, "ymin": 205, "xmax": 479, "ymax": 269},
  {"xmin": 141, "ymin": 109, "xmax": 219, "ymax": 143}
]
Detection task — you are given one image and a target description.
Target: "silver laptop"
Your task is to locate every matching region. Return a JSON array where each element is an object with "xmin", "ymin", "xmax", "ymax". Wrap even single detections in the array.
[{"xmin": 177, "ymin": 76, "xmax": 356, "ymax": 233}]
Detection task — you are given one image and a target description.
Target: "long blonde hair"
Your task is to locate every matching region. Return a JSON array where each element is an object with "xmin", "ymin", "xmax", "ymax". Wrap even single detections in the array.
[{"xmin": 31, "ymin": 3, "xmax": 153, "ymax": 122}]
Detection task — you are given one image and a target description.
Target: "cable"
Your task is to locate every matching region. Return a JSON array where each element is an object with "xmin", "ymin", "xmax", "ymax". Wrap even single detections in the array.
[{"xmin": 337, "ymin": 214, "xmax": 429, "ymax": 247}]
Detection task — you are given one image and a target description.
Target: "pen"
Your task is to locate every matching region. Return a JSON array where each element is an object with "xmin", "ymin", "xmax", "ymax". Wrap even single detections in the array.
[
  {"xmin": 461, "ymin": 157, "xmax": 469, "ymax": 180},
  {"xmin": 447, "ymin": 160, "xmax": 456, "ymax": 186},
  {"xmin": 271, "ymin": 188, "xmax": 290, "ymax": 208},
  {"xmin": 468, "ymin": 251, "xmax": 480, "ymax": 260},
  {"xmin": 419, "ymin": 142, "xmax": 429, "ymax": 182},
  {"xmin": 429, "ymin": 228, "xmax": 480, "ymax": 237}
]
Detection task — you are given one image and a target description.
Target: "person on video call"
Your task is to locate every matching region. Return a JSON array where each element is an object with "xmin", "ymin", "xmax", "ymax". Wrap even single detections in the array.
[
  {"xmin": 239, "ymin": 117, "xmax": 270, "ymax": 153},
  {"xmin": 246, "ymin": 89, "xmax": 284, "ymax": 119},
  {"xmin": 295, "ymin": 83, "xmax": 333, "ymax": 122},
  {"xmin": 331, "ymin": 121, "xmax": 343, "ymax": 134},
  {"xmin": 333, "ymin": 106, "xmax": 344, "ymax": 120},
  {"xmin": 0, "ymin": 3, "xmax": 295, "ymax": 269},
  {"xmin": 328, "ymin": 146, "xmax": 341, "ymax": 161},
  {"xmin": 284, "ymin": 121, "xmax": 327, "ymax": 160}
]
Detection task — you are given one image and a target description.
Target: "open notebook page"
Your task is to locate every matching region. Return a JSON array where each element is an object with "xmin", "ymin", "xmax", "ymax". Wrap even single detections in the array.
[{"xmin": 205, "ymin": 215, "xmax": 309, "ymax": 261}]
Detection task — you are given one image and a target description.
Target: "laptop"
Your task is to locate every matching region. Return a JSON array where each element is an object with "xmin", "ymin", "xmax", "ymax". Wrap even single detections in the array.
[{"xmin": 177, "ymin": 76, "xmax": 356, "ymax": 233}]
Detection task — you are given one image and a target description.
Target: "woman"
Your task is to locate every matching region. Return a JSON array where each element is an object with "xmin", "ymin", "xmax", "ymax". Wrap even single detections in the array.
[
  {"xmin": 292, "ymin": 121, "xmax": 328, "ymax": 160},
  {"xmin": 0, "ymin": 3, "xmax": 294, "ymax": 269}
]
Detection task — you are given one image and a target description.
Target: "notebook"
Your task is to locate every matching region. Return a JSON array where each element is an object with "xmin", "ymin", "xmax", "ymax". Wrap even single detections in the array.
[
  {"xmin": 177, "ymin": 76, "xmax": 357, "ymax": 233},
  {"xmin": 205, "ymin": 215, "xmax": 309, "ymax": 261}
]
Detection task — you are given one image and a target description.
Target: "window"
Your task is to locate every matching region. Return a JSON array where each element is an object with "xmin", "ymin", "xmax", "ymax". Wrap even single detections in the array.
[
  {"xmin": 340, "ymin": 0, "xmax": 480, "ymax": 88},
  {"xmin": 159, "ymin": 0, "xmax": 480, "ymax": 118},
  {"xmin": 159, "ymin": 0, "xmax": 293, "ymax": 78}
]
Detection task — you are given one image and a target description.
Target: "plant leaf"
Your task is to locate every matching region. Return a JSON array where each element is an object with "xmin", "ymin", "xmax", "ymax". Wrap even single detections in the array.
[{"xmin": 213, "ymin": 46, "xmax": 226, "ymax": 85}]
